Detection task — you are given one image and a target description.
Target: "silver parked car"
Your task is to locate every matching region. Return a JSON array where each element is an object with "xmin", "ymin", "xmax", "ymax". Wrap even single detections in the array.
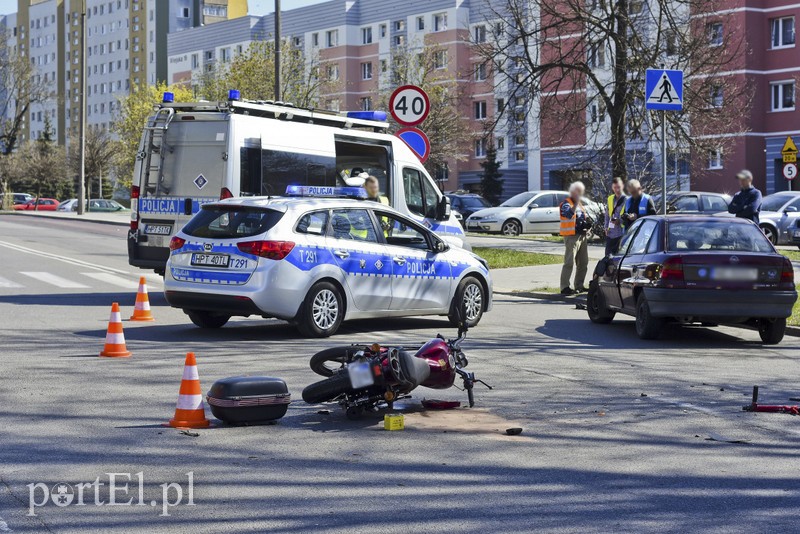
[
  {"xmin": 758, "ymin": 192, "xmax": 800, "ymax": 248},
  {"xmin": 466, "ymin": 190, "xmax": 603, "ymax": 236}
]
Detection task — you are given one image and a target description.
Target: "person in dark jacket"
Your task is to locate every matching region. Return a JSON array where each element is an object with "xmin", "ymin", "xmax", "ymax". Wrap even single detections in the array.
[
  {"xmin": 728, "ymin": 169, "xmax": 762, "ymax": 223},
  {"xmin": 621, "ymin": 179, "xmax": 657, "ymax": 229}
]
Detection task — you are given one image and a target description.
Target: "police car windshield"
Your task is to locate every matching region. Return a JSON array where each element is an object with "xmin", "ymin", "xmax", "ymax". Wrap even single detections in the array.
[
  {"xmin": 183, "ymin": 206, "xmax": 284, "ymax": 239},
  {"xmin": 500, "ymin": 192, "xmax": 536, "ymax": 207}
]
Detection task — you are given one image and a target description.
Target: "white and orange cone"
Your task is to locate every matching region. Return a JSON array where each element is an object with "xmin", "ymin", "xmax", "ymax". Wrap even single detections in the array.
[
  {"xmin": 130, "ymin": 276, "xmax": 155, "ymax": 321},
  {"xmin": 100, "ymin": 302, "xmax": 132, "ymax": 358},
  {"xmin": 168, "ymin": 352, "xmax": 210, "ymax": 428}
]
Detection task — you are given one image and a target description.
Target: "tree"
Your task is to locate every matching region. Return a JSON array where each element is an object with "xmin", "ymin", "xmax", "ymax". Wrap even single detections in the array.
[
  {"xmin": 380, "ymin": 41, "xmax": 472, "ymax": 181},
  {"xmin": 479, "ymin": 144, "xmax": 504, "ymax": 205},
  {"xmin": 0, "ymin": 34, "xmax": 52, "ymax": 156},
  {"xmin": 478, "ymin": 0, "xmax": 748, "ymax": 194},
  {"xmin": 69, "ymin": 127, "xmax": 116, "ymax": 199},
  {"xmin": 111, "ymin": 82, "xmax": 193, "ymax": 189},
  {"xmin": 5, "ymin": 118, "xmax": 69, "ymax": 201},
  {"xmin": 196, "ymin": 40, "xmax": 326, "ymax": 107}
]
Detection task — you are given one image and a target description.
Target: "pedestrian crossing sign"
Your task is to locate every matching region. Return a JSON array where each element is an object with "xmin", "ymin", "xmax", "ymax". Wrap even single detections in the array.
[{"xmin": 645, "ymin": 69, "xmax": 683, "ymax": 111}]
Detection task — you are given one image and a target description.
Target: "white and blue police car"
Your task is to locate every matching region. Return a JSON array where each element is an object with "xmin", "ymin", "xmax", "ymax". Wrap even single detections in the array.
[{"xmin": 164, "ymin": 186, "xmax": 492, "ymax": 337}]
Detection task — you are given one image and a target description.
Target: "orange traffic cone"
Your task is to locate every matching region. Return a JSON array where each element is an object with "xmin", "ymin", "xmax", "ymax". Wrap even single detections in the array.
[
  {"xmin": 130, "ymin": 276, "xmax": 155, "ymax": 321},
  {"xmin": 99, "ymin": 302, "xmax": 132, "ymax": 358},
  {"xmin": 168, "ymin": 352, "xmax": 210, "ymax": 428}
]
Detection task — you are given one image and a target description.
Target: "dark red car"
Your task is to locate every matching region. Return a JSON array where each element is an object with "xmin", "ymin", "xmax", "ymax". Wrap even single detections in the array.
[
  {"xmin": 587, "ymin": 216, "xmax": 797, "ymax": 344},
  {"xmin": 13, "ymin": 198, "xmax": 60, "ymax": 211}
]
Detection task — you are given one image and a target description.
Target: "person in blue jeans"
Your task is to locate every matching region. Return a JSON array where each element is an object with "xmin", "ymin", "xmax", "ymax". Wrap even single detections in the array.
[{"xmin": 727, "ymin": 169, "xmax": 762, "ymax": 224}]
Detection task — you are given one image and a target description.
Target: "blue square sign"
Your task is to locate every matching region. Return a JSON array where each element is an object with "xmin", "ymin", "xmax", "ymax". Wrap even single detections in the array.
[{"xmin": 645, "ymin": 69, "xmax": 683, "ymax": 111}]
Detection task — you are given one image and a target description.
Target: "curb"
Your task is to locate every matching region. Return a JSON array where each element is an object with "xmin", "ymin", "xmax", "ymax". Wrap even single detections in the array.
[
  {"xmin": 3, "ymin": 211, "xmax": 129, "ymax": 228},
  {"xmin": 495, "ymin": 290, "xmax": 800, "ymax": 338}
]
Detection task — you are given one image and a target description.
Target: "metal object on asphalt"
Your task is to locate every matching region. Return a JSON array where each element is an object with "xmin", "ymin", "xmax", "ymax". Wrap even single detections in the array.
[{"xmin": 742, "ymin": 385, "xmax": 800, "ymax": 415}]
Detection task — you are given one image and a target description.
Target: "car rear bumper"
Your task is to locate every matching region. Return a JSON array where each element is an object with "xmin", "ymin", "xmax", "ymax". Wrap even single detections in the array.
[
  {"xmin": 164, "ymin": 291, "xmax": 264, "ymax": 316},
  {"xmin": 128, "ymin": 233, "xmax": 169, "ymax": 270},
  {"xmin": 644, "ymin": 287, "xmax": 798, "ymax": 319}
]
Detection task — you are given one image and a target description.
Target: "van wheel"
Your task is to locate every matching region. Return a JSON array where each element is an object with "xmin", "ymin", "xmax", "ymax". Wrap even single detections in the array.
[
  {"xmin": 758, "ymin": 318, "xmax": 786, "ymax": 345},
  {"xmin": 187, "ymin": 310, "xmax": 230, "ymax": 329},
  {"xmin": 635, "ymin": 294, "xmax": 664, "ymax": 340},
  {"xmin": 449, "ymin": 276, "xmax": 484, "ymax": 327},
  {"xmin": 501, "ymin": 220, "xmax": 521, "ymax": 236},
  {"xmin": 298, "ymin": 281, "xmax": 344, "ymax": 337},
  {"xmin": 587, "ymin": 282, "xmax": 615, "ymax": 324}
]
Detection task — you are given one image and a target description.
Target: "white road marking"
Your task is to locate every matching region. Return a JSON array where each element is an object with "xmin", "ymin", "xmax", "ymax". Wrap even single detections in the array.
[
  {"xmin": 0, "ymin": 240, "xmax": 131, "ymax": 275},
  {"xmin": 81, "ymin": 272, "xmax": 139, "ymax": 289},
  {"xmin": 19, "ymin": 272, "xmax": 89, "ymax": 289},
  {"xmin": 0, "ymin": 276, "xmax": 22, "ymax": 288}
]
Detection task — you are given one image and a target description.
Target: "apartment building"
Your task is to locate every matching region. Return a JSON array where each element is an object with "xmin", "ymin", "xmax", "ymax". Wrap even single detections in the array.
[
  {"xmin": 167, "ymin": 0, "xmax": 530, "ymax": 197},
  {"xmin": 1, "ymin": 0, "xmax": 247, "ymax": 149}
]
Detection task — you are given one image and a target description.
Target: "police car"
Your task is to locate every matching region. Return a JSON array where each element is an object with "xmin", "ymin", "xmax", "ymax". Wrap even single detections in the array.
[{"xmin": 163, "ymin": 187, "xmax": 492, "ymax": 337}]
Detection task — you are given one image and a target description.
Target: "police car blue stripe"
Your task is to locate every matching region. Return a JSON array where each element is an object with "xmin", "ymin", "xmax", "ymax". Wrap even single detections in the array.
[{"xmin": 170, "ymin": 267, "xmax": 252, "ymax": 285}]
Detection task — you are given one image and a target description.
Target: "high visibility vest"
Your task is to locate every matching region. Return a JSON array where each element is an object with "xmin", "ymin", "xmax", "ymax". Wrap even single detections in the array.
[
  {"xmin": 625, "ymin": 193, "xmax": 651, "ymax": 216},
  {"xmin": 560, "ymin": 198, "xmax": 577, "ymax": 236},
  {"xmin": 607, "ymin": 194, "xmax": 626, "ymax": 217}
]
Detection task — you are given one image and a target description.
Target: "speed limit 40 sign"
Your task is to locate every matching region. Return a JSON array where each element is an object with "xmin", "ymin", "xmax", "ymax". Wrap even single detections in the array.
[{"xmin": 389, "ymin": 85, "xmax": 430, "ymax": 126}]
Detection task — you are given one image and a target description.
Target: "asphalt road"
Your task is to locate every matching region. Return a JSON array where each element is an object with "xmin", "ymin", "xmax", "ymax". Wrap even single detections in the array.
[{"xmin": 0, "ymin": 214, "xmax": 799, "ymax": 533}]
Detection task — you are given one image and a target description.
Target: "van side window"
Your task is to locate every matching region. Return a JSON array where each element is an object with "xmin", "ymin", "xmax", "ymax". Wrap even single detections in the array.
[
  {"xmin": 239, "ymin": 148, "xmax": 336, "ymax": 196},
  {"xmin": 334, "ymin": 140, "xmax": 391, "ymax": 202},
  {"xmin": 403, "ymin": 167, "xmax": 438, "ymax": 219}
]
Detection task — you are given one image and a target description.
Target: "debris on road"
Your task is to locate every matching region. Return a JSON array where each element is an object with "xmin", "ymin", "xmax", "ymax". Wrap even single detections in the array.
[{"xmin": 742, "ymin": 386, "xmax": 800, "ymax": 415}]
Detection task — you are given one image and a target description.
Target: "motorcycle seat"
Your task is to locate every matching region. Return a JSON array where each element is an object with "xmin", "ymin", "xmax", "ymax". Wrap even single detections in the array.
[{"xmin": 398, "ymin": 350, "xmax": 431, "ymax": 388}]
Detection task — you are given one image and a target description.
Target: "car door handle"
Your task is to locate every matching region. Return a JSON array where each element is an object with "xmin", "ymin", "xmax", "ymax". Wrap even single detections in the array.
[
  {"xmin": 334, "ymin": 250, "xmax": 350, "ymax": 259},
  {"xmin": 393, "ymin": 256, "xmax": 406, "ymax": 265}
]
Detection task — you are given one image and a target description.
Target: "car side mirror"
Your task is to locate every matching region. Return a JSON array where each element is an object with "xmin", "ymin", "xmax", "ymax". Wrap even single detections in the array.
[
  {"xmin": 528, "ymin": 204, "xmax": 538, "ymax": 210},
  {"xmin": 435, "ymin": 240, "xmax": 449, "ymax": 253},
  {"xmin": 784, "ymin": 206, "xmax": 798, "ymax": 213},
  {"xmin": 436, "ymin": 196, "xmax": 451, "ymax": 221}
]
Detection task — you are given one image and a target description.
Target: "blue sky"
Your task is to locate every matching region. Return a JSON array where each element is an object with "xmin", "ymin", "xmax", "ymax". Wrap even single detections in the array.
[{"xmin": 1, "ymin": 0, "xmax": 329, "ymax": 17}]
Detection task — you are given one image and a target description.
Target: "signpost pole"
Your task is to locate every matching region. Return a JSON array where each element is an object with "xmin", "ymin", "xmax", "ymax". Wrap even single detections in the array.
[{"xmin": 661, "ymin": 110, "xmax": 667, "ymax": 214}]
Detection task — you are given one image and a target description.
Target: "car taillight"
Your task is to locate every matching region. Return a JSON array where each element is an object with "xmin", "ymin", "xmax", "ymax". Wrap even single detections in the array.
[
  {"xmin": 237, "ymin": 240, "xmax": 295, "ymax": 260},
  {"xmin": 130, "ymin": 185, "xmax": 140, "ymax": 231},
  {"xmin": 659, "ymin": 256, "xmax": 684, "ymax": 286},
  {"xmin": 169, "ymin": 236, "xmax": 186, "ymax": 251},
  {"xmin": 131, "ymin": 185, "xmax": 140, "ymax": 199},
  {"xmin": 220, "ymin": 187, "xmax": 233, "ymax": 200},
  {"xmin": 780, "ymin": 257, "xmax": 794, "ymax": 287}
]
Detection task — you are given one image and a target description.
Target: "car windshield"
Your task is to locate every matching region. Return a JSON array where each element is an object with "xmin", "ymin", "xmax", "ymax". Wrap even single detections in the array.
[
  {"xmin": 460, "ymin": 197, "xmax": 491, "ymax": 208},
  {"xmin": 500, "ymin": 192, "xmax": 536, "ymax": 207},
  {"xmin": 667, "ymin": 220, "xmax": 774, "ymax": 253},
  {"xmin": 183, "ymin": 206, "xmax": 284, "ymax": 239},
  {"xmin": 761, "ymin": 194, "xmax": 796, "ymax": 212}
]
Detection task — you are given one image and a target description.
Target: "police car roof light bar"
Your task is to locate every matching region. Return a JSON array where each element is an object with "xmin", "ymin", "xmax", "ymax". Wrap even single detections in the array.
[{"xmin": 284, "ymin": 185, "xmax": 368, "ymax": 200}]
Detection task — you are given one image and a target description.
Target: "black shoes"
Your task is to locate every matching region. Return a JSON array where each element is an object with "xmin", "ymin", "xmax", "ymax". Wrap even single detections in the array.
[{"xmin": 560, "ymin": 288, "xmax": 576, "ymax": 295}]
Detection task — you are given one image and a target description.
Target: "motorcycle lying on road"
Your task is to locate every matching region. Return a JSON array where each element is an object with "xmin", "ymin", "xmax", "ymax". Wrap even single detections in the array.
[{"xmin": 301, "ymin": 324, "xmax": 491, "ymax": 419}]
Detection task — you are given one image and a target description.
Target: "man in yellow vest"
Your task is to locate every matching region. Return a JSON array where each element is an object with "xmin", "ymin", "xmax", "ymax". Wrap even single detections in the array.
[
  {"xmin": 604, "ymin": 177, "xmax": 627, "ymax": 256},
  {"xmin": 363, "ymin": 175, "xmax": 389, "ymax": 206},
  {"xmin": 559, "ymin": 181, "xmax": 591, "ymax": 295}
]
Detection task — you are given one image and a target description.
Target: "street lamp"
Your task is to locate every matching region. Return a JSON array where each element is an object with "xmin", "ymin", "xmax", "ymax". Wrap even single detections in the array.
[
  {"xmin": 77, "ymin": 0, "xmax": 87, "ymax": 215},
  {"xmin": 274, "ymin": 0, "xmax": 281, "ymax": 101}
]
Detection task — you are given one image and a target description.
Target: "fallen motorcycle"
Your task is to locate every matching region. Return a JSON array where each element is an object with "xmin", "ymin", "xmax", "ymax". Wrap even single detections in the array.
[{"xmin": 301, "ymin": 324, "xmax": 491, "ymax": 419}]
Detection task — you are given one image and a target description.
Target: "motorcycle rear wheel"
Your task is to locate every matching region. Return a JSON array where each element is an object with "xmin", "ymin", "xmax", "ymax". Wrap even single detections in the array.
[{"xmin": 302, "ymin": 374, "xmax": 352, "ymax": 404}]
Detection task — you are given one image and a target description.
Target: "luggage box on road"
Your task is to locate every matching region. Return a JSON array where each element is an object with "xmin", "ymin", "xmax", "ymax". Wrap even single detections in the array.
[{"xmin": 207, "ymin": 376, "xmax": 290, "ymax": 424}]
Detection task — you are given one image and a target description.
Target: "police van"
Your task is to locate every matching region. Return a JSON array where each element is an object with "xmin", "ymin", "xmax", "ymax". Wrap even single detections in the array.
[{"xmin": 128, "ymin": 91, "xmax": 463, "ymax": 275}]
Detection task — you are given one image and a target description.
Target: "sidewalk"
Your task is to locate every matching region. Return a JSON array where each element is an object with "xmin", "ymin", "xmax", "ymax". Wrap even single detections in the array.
[
  {"xmin": 467, "ymin": 234, "xmax": 606, "ymax": 260},
  {"xmin": 2, "ymin": 209, "xmax": 129, "ymax": 227}
]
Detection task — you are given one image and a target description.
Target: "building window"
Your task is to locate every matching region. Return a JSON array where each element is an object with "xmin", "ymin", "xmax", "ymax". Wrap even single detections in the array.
[
  {"xmin": 771, "ymin": 17, "xmax": 795, "ymax": 48},
  {"xmin": 710, "ymin": 85, "xmax": 723, "ymax": 108},
  {"xmin": 203, "ymin": 5, "xmax": 227, "ymax": 18},
  {"xmin": 360, "ymin": 97, "xmax": 372, "ymax": 111},
  {"xmin": 433, "ymin": 50, "xmax": 447, "ymax": 69},
  {"xmin": 475, "ymin": 139, "xmax": 487, "ymax": 158},
  {"xmin": 590, "ymin": 101, "xmax": 606, "ymax": 122},
  {"xmin": 474, "ymin": 101, "xmax": 487, "ymax": 119},
  {"xmin": 496, "ymin": 98, "xmax": 505, "ymax": 112},
  {"xmin": 361, "ymin": 27, "xmax": 372, "ymax": 44},
  {"xmin": 513, "ymin": 135, "xmax": 524, "ymax": 146},
  {"xmin": 326, "ymin": 30, "xmax": 338, "ymax": 48},
  {"xmin": 771, "ymin": 81, "xmax": 795, "ymax": 111},
  {"xmin": 312, "ymin": 33, "xmax": 319, "ymax": 47},
  {"xmin": 474, "ymin": 63, "xmax": 487, "ymax": 81},
  {"xmin": 433, "ymin": 13, "xmax": 447, "ymax": 32},
  {"xmin": 361, "ymin": 62, "xmax": 372, "ymax": 80},
  {"xmin": 474, "ymin": 25, "xmax": 486, "ymax": 43},
  {"xmin": 394, "ymin": 20, "xmax": 405, "ymax": 31},
  {"xmin": 628, "ymin": 0, "xmax": 644, "ymax": 14},
  {"xmin": 417, "ymin": 16, "xmax": 425, "ymax": 30},
  {"xmin": 292, "ymin": 36, "xmax": 302, "ymax": 47},
  {"xmin": 665, "ymin": 31, "xmax": 678, "ymax": 56},
  {"xmin": 181, "ymin": 7, "xmax": 189, "ymax": 18},
  {"xmin": 588, "ymin": 43, "xmax": 605, "ymax": 68},
  {"xmin": 379, "ymin": 24, "xmax": 387, "ymax": 38},
  {"xmin": 706, "ymin": 22, "xmax": 723, "ymax": 46},
  {"xmin": 326, "ymin": 64, "xmax": 339, "ymax": 81},
  {"xmin": 394, "ymin": 35, "xmax": 405, "ymax": 46},
  {"xmin": 497, "ymin": 137, "xmax": 505, "ymax": 150},
  {"xmin": 515, "ymin": 110, "xmax": 525, "ymax": 122},
  {"xmin": 515, "ymin": 151, "xmax": 525, "ymax": 162},
  {"xmin": 221, "ymin": 48, "xmax": 231, "ymax": 62},
  {"xmin": 707, "ymin": 148, "xmax": 723, "ymax": 170},
  {"xmin": 328, "ymin": 99, "xmax": 340, "ymax": 112},
  {"xmin": 380, "ymin": 59, "xmax": 387, "ymax": 73}
]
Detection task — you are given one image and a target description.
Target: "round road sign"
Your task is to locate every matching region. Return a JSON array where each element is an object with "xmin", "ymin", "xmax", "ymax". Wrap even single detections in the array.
[
  {"xmin": 783, "ymin": 163, "xmax": 797, "ymax": 181},
  {"xmin": 396, "ymin": 127, "xmax": 431, "ymax": 163},
  {"xmin": 389, "ymin": 85, "xmax": 430, "ymax": 126}
]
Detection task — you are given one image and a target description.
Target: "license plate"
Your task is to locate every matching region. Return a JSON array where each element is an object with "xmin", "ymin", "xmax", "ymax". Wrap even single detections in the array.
[
  {"xmin": 144, "ymin": 224, "xmax": 172, "ymax": 235},
  {"xmin": 347, "ymin": 362, "xmax": 374, "ymax": 389},
  {"xmin": 711, "ymin": 267, "xmax": 758, "ymax": 281},
  {"xmin": 191, "ymin": 253, "xmax": 230, "ymax": 267}
]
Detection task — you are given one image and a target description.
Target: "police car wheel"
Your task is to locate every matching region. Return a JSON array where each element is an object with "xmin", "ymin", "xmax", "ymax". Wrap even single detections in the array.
[
  {"xmin": 449, "ymin": 277, "xmax": 484, "ymax": 327},
  {"xmin": 299, "ymin": 282, "xmax": 344, "ymax": 338},
  {"xmin": 187, "ymin": 310, "xmax": 230, "ymax": 329}
]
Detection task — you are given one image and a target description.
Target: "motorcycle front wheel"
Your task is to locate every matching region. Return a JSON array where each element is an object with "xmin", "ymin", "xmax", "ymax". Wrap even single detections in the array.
[
  {"xmin": 302, "ymin": 374, "xmax": 352, "ymax": 404},
  {"xmin": 309, "ymin": 347, "xmax": 355, "ymax": 377}
]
